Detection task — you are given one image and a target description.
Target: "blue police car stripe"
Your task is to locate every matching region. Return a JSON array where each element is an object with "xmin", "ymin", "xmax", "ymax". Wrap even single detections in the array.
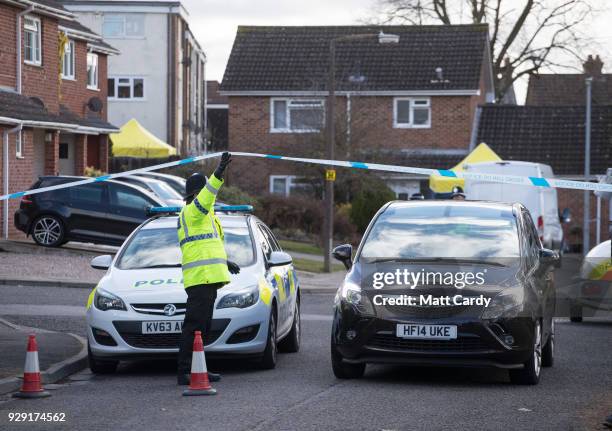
[
  {"xmin": 438, "ymin": 169, "xmax": 457, "ymax": 177},
  {"xmin": 193, "ymin": 198, "xmax": 209, "ymax": 215}
]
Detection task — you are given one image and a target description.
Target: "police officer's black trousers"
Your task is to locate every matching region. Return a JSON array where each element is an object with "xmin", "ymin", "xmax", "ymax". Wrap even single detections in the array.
[{"xmin": 177, "ymin": 283, "xmax": 224, "ymax": 374}]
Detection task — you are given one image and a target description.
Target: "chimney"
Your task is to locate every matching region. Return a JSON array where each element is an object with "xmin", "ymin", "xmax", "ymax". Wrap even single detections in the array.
[{"xmin": 583, "ymin": 55, "xmax": 603, "ymax": 76}]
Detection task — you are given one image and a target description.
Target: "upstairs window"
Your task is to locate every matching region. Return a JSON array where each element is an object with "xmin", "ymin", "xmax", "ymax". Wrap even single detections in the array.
[
  {"xmin": 87, "ymin": 53, "xmax": 98, "ymax": 89},
  {"xmin": 102, "ymin": 14, "xmax": 145, "ymax": 38},
  {"xmin": 271, "ymin": 99, "xmax": 324, "ymax": 133},
  {"xmin": 393, "ymin": 98, "xmax": 431, "ymax": 128},
  {"xmin": 24, "ymin": 16, "xmax": 41, "ymax": 65},
  {"xmin": 61, "ymin": 40, "xmax": 75, "ymax": 79},
  {"xmin": 108, "ymin": 77, "xmax": 145, "ymax": 100}
]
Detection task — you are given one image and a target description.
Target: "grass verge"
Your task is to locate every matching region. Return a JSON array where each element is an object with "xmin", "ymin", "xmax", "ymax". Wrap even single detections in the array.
[
  {"xmin": 292, "ymin": 257, "xmax": 345, "ymax": 273},
  {"xmin": 279, "ymin": 240, "xmax": 324, "ymax": 256}
]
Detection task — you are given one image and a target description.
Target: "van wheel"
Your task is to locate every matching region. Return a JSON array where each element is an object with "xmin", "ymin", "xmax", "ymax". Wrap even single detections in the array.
[
  {"xmin": 278, "ymin": 298, "xmax": 300, "ymax": 353},
  {"xmin": 570, "ymin": 303, "xmax": 583, "ymax": 322},
  {"xmin": 509, "ymin": 321, "xmax": 542, "ymax": 385},
  {"xmin": 259, "ymin": 310, "xmax": 277, "ymax": 369},
  {"xmin": 31, "ymin": 215, "xmax": 64, "ymax": 247},
  {"xmin": 331, "ymin": 343, "xmax": 365, "ymax": 379},
  {"xmin": 88, "ymin": 344, "xmax": 118, "ymax": 374},
  {"xmin": 542, "ymin": 319, "xmax": 554, "ymax": 367}
]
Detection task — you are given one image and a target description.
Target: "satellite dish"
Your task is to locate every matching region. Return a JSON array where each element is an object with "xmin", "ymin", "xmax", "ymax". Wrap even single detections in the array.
[
  {"xmin": 87, "ymin": 97, "xmax": 103, "ymax": 113},
  {"xmin": 29, "ymin": 97, "xmax": 45, "ymax": 109}
]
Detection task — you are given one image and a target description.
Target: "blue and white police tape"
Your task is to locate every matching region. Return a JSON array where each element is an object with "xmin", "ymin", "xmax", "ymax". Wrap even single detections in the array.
[{"xmin": 1, "ymin": 151, "xmax": 611, "ymax": 202}]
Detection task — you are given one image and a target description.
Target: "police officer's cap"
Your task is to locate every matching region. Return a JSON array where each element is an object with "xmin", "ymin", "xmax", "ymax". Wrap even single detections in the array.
[{"xmin": 185, "ymin": 173, "xmax": 206, "ymax": 200}]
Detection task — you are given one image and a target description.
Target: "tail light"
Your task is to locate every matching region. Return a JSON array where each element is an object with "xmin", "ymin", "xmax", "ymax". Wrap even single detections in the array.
[
  {"xmin": 537, "ymin": 216, "xmax": 544, "ymax": 243},
  {"xmin": 20, "ymin": 196, "xmax": 33, "ymax": 206}
]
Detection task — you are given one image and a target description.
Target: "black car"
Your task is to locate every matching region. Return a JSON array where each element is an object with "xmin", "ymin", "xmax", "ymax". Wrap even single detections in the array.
[
  {"xmin": 14, "ymin": 176, "xmax": 166, "ymax": 247},
  {"xmin": 331, "ymin": 201, "xmax": 558, "ymax": 385}
]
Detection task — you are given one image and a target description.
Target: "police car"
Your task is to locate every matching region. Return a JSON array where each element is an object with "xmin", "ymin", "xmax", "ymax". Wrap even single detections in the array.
[{"xmin": 86, "ymin": 205, "xmax": 300, "ymax": 373}]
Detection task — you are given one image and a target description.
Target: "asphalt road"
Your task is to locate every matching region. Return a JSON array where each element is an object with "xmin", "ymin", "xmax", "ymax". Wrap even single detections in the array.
[{"xmin": 0, "ymin": 284, "xmax": 611, "ymax": 431}]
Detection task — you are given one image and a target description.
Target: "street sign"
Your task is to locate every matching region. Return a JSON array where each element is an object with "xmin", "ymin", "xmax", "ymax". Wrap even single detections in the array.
[{"xmin": 325, "ymin": 169, "xmax": 336, "ymax": 182}]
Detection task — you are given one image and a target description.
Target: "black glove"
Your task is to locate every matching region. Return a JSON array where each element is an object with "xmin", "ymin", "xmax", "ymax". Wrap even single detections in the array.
[
  {"xmin": 214, "ymin": 152, "xmax": 232, "ymax": 179},
  {"xmin": 227, "ymin": 260, "xmax": 240, "ymax": 274}
]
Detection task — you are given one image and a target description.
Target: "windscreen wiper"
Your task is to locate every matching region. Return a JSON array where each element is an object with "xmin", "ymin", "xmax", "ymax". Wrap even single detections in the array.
[
  {"xmin": 135, "ymin": 264, "xmax": 182, "ymax": 269},
  {"xmin": 364, "ymin": 257, "xmax": 506, "ymax": 266}
]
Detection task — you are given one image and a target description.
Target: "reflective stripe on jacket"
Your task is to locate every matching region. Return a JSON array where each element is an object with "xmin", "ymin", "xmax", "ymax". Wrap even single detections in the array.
[{"xmin": 177, "ymin": 174, "xmax": 230, "ymax": 288}]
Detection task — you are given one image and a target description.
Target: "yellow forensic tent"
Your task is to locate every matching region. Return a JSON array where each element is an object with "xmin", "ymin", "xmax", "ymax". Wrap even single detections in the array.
[
  {"xmin": 110, "ymin": 118, "xmax": 177, "ymax": 158},
  {"xmin": 429, "ymin": 143, "xmax": 501, "ymax": 193}
]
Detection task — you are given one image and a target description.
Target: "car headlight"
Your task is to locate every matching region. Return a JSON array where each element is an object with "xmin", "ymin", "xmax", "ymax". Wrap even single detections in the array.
[
  {"xmin": 217, "ymin": 286, "xmax": 259, "ymax": 309},
  {"xmin": 94, "ymin": 288, "xmax": 127, "ymax": 311},
  {"xmin": 481, "ymin": 288, "xmax": 524, "ymax": 319},
  {"xmin": 335, "ymin": 281, "xmax": 362, "ymax": 305}
]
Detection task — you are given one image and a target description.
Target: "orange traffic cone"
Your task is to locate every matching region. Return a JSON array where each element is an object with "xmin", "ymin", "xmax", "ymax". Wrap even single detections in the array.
[
  {"xmin": 182, "ymin": 331, "xmax": 216, "ymax": 396},
  {"xmin": 13, "ymin": 334, "xmax": 50, "ymax": 398}
]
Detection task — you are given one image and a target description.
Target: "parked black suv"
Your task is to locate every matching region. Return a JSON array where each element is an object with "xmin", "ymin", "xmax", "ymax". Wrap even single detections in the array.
[{"xmin": 14, "ymin": 176, "xmax": 166, "ymax": 247}]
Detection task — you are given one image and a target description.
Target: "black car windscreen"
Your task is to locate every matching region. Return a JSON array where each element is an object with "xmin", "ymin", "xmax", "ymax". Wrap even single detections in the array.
[{"xmin": 359, "ymin": 204, "xmax": 520, "ymax": 261}]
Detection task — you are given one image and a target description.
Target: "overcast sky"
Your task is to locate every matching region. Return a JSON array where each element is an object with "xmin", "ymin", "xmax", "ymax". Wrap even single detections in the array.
[{"xmin": 182, "ymin": 0, "xmax": 612, "ymax": 103}]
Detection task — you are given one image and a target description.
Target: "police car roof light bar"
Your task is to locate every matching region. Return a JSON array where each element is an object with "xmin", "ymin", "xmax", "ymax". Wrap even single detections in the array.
[
  {"xmin": 146, "ymin": 206, "xmax": 182, "ymax": 217},
  {"xmin": 214, "ymin": 205, "xmax": 254, "ymax": 213}
]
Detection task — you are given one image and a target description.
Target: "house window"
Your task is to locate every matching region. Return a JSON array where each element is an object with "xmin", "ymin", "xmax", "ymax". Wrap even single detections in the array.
[
  {"xmin": 108, "ymin": 77, "xmax": 145, "ymax": 100},
  {"xmin": 61, "ymin": 40, "xmax": 75, "ymax": 79},
  {"xmin": 270, "ymin": 175, "xmax": 296, "ymax": 196},
  {"xmin": 271, "ymin": 99, "xmax": 324, "ymax": 132},
  {"xmin": 102, "ymin": 14, "xmax": 145, "ymax": 38},
  {"xmin": 87, "ymin": 53, "xmax": 98, "ymax": 89},
  {"xmin": 24, "ymin": 16, "xmax": 41, "ymax": 65},
  {"xmin": 16, "ymin": 132, "xmax": 23, "ymax": 158},
  {"xmin": 59, "ymin": 143, "xmax": 69, "ymax": 159},
  {"xmin": 393, "ymin": 98, "xmax": 431, "ymax": 128}
]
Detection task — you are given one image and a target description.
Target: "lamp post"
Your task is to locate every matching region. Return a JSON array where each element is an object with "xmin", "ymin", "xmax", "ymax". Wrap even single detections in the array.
[
  {"xmin": 583, "ymin": 76, "xmax": 592, "ymax": 255},
  {"xmin": 323, "ymin": 31, "xmax": 399, "ymax": 272}
]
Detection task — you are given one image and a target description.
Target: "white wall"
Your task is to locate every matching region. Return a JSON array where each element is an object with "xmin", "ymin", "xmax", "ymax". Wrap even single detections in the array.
[{"xmin": 74, "ymin": 11, "xmax": 169, "ymax": 143}]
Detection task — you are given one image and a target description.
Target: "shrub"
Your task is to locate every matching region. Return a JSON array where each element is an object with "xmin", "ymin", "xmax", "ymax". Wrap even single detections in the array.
[
  {"xmin": 218, "ymin": 185, "xmax": 259, "ymax": 209},
  {"xmin": 350, "ymin": 179, "xmax": 396, "ymax": 233},
  {"xmin": 257, "ymin": 194, "xmax": 323, "ymax": 235}
]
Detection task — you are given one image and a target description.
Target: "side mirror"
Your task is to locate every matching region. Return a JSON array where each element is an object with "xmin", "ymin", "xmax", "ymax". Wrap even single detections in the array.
[
  {"xmin": 560, "ymin": 208, "xmax": 571, "ymax": 224},
  {"xmin": 539, "ymin": 248, "xmax": 559, "ymax": 268},
  {"xmin": 91, "ymin": 254, "xmax": 113, "ymax": 270},
  {"xmin": 332, "ymin": 244, "xmax": 352, "ymax": 270},
  {"xmin": 268, "ymin": 251, "xmax": 293, "ymax": 267}
]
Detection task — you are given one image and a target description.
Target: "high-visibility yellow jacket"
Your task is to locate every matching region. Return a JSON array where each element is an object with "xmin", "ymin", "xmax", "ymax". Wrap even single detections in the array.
[{"xmin": 177, "ymin": 174, "xmax": 230, "ymax": 288}]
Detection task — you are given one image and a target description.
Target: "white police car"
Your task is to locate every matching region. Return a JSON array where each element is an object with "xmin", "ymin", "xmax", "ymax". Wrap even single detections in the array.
[{"xmin": 86, "ymin": 206, "xmax": 300, "ymax": 373}]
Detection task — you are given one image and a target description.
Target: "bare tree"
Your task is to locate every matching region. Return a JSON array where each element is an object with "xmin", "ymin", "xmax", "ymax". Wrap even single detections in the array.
[{"xmin": 374, "ymin": 0, "xmax": 594, "ymax": 101}]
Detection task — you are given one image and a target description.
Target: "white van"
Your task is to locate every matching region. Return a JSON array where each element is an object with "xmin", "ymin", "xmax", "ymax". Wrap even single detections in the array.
[{"xmin": 463, "ymin": 161, "xmax": 570, "ymax": 254}]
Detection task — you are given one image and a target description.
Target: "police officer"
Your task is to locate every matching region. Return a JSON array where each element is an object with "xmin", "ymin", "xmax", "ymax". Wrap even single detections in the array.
[{"xmin": 177, "ymin": 152, "xmax": 240, "ymax": 385}]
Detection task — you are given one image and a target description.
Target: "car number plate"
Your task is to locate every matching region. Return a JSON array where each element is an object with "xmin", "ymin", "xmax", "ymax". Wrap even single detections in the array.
[
  {"xmin": 141, "ymin": 321, "xmax": 183, "ymax": 334},
  {"xmin": 396, "ymin": 324, "xmax": 457, "ymax": 340}
]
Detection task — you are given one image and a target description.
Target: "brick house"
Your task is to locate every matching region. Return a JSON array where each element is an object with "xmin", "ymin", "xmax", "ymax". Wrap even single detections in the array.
[
  {"xmin": 0, "ymin": 0, "xmax": 118, "ymax": 239},
  {"xmin": 220, "ymin": 25, "xmax": 495, "ymax": 197}
]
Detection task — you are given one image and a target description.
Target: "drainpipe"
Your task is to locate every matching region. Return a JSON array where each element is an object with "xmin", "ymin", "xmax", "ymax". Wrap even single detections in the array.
[
  {"xmin": 16, "ymin": 6, "xmax": 34, "ymax": 94},
  {"xmin": 3, "ymin": 124, "xmax": 22, "ymax": 239}
]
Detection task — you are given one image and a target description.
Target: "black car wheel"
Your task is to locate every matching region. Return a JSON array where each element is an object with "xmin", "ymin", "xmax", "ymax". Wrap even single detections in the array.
[
  {"xmin": 31, "ymin": 215, "xmax": 65, "ymax": 247},
  {"xmin": 278, "ymin": 298, "xmax": 300, "ymax": 353},
  {"xmin": 542, "ymin": 319, "xmax": 554, "ymax": 367},
  {"xmin": 331, "ymin": 342, "xmax": 365, "ymax": 379},
  {"xmin": 88, "ymin": 343, "xmax": 118, "ymax": 374},
  {"xmin": 259, "ymin": 309, "xmax": 277, "ymax": 369},
  {"xmin": 570, "ymin": 302, "xmax": 583, "ymax": 322},
  {"xmin": 509, "ymin": 320, "xmax": 542, "ymax": 385}
]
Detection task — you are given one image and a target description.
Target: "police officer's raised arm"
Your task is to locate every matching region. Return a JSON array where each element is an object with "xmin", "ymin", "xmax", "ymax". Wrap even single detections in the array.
[{"xmin": 193, "ymin": 152, "xmax": 232, "ymax": 215}]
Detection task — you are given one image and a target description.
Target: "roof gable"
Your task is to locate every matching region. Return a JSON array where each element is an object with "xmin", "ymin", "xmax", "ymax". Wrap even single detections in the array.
[{"xmin": 221, "ymin": 25, "xmax": 489, "ymax": 93}]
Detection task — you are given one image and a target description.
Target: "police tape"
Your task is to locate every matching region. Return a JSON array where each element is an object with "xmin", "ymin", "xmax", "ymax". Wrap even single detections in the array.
[{"xmin": 1, "ymin": 151, "xmax": 611, "ymax": 202}]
